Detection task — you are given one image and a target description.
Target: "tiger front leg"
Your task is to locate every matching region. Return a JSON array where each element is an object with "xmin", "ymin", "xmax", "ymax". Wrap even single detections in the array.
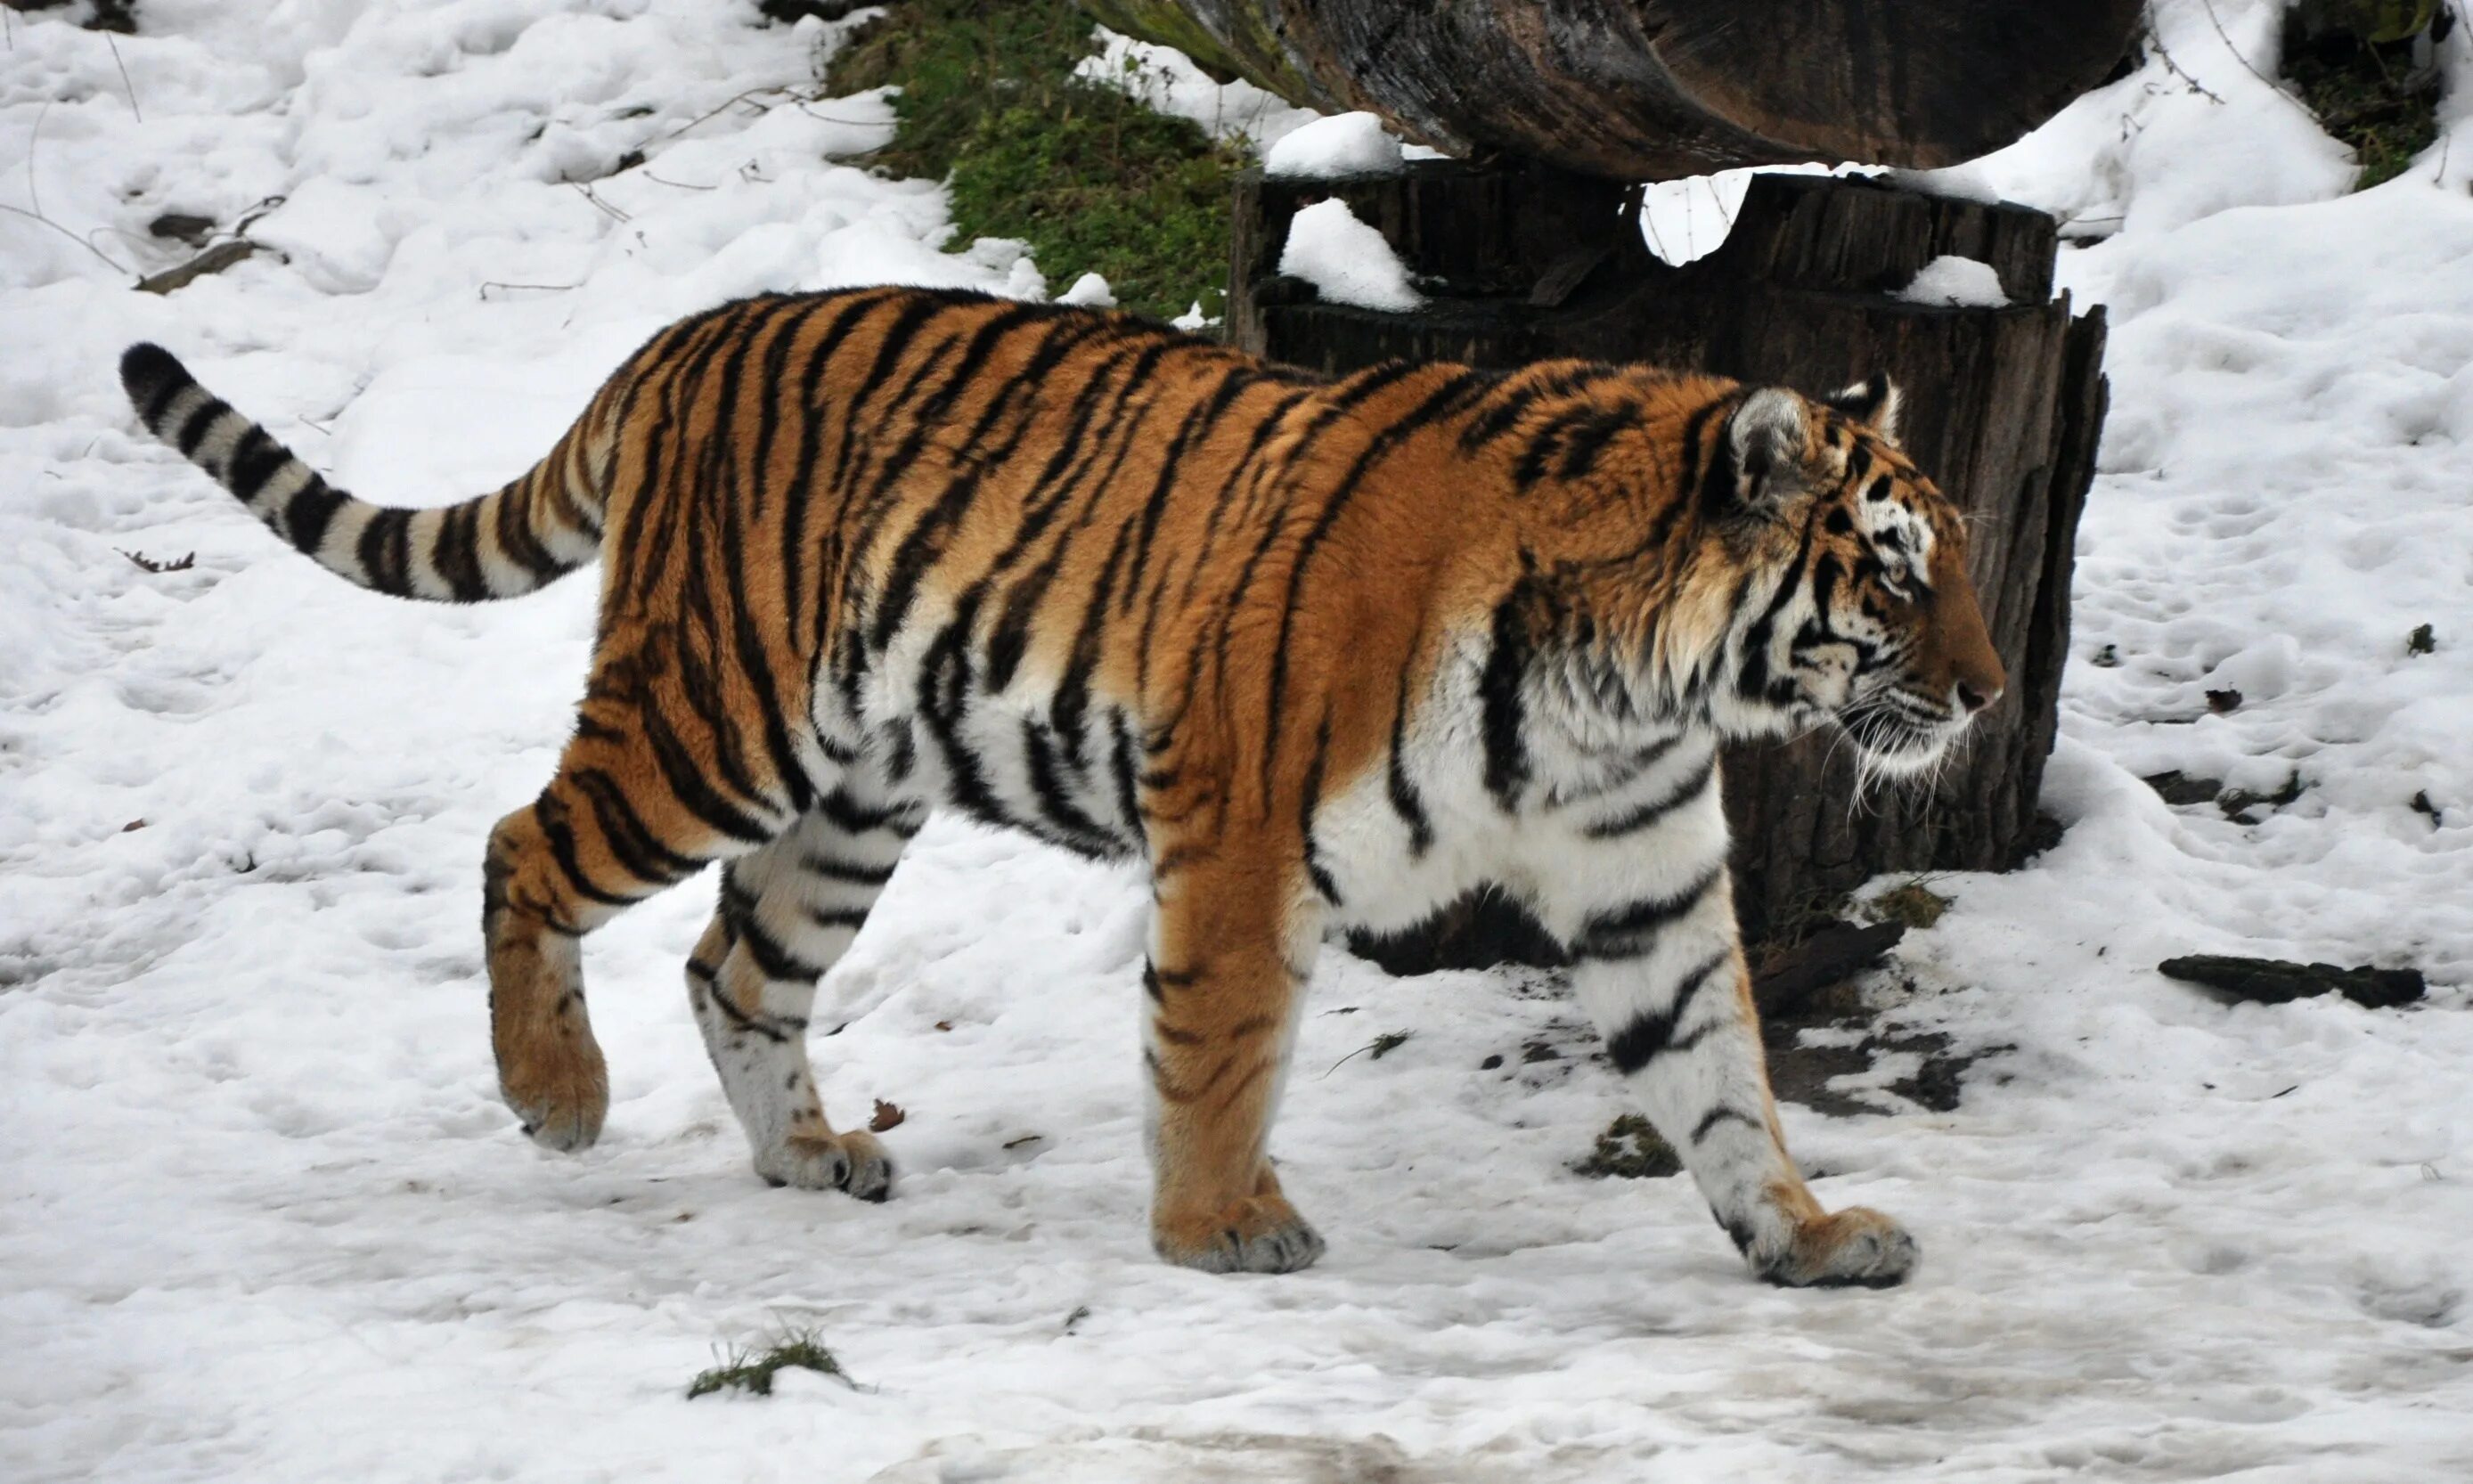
[
  {"xmin": 1562, "ymin": 870, "xmax": 1918, "ymax": 1289},
  {"xmin": 1141, "ymin": 853, "xmax": 1326, "ymax": 1274}
]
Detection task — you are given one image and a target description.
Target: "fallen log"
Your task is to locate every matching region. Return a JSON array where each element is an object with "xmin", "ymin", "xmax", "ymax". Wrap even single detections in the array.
[{"xmin": 1082, "ymin": 0, "xmax": 2143, "ymax": 179}]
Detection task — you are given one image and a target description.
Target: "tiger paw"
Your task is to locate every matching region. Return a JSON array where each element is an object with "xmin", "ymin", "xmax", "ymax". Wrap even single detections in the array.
[
  {"xmin": 1152, "ymin": 1194, "xmax": 1326, "ymax": 1274},
  {"xmin": 499, "ymin": 1042, "xmax": 609, "ymax": 1154},
  {"xmin": 756, "ymin": 1130, "xmax": 894, "ymax": 1202},
  {"xmin": 1755, "ymin": 1205, "xmax": 1918, "ymax": 1289}
]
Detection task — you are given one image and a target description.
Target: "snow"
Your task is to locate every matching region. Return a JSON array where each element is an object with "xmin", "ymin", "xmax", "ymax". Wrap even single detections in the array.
[
  {"xmin": 1078, "ymin": 27, "xmax": 1320, "ymax": 156},
  {"xmin": 6, "ymin": 1, "xmax": 2473, "ymax": 1481},
  {"xmin": 1262, "ymin": 110, "xmax": 1406, "ymax": 179},
  {"xmin": 1894, "ymin": 255, "xmax": 2011, "ymax": 308},
  {"xmin": 1055, "ymin": 271, "xmax": 1114, "ymax": 308},
  {"xmin": 1277, "ymin": 197, "xmax": 1424, "ymax": 311}
]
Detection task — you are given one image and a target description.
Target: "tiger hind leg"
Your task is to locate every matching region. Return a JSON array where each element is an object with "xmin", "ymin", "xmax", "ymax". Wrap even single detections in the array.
[
  {"xmin": 686, "ymin": 794, "xmax": 920, "ymax": 1197},
  {"xmin": 482, "ymin": 675, "xmax": 800, "ymax": 1153}
]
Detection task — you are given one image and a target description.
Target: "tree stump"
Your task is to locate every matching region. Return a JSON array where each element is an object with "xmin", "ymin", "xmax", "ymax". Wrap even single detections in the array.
[{"xmin": 1228, "ymin": 166, "xmax": 2108, "ymax": 965}]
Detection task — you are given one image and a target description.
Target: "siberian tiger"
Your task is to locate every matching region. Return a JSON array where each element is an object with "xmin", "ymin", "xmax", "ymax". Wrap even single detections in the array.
[{"xmin": 120, "ymin": 284, "xmax": 2003, "ymax": 1287}]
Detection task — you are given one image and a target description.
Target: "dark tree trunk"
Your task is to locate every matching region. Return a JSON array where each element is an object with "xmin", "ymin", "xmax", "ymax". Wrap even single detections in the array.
[
  {"xmin": 1228, "ymin": 166, "xmax": 2108, "ymax": 964},
  {"xmin": 1082, "ymin": 1, "xmax": 2142, "ymax": 180}
]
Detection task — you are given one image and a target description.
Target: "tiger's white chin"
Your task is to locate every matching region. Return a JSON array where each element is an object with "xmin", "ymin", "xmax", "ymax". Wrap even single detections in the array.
[{"xmin": 1847, "ymin": 719, "xmax": 1971, "ymax": 777}]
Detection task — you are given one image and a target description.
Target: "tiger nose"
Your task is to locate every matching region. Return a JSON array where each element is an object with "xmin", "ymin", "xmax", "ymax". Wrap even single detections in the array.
[{"xmin": 1955, "ymin": 680, "xmax": 1999, "ymax": 714}]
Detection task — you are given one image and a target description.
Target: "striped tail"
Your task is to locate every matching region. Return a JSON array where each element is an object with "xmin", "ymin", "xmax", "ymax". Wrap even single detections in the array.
[{"xmin": 118, "ymin": 343, "xmax": 608, "ymax": 601}]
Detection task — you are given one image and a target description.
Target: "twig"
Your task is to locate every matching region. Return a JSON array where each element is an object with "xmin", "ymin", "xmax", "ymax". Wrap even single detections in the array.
[
  {"xmin": 651, "ymin": 86, "xmax": 799, "ymax": 146},
  {"xmin": 105, "ymin": 32, "xmax": 140, "ymax": 123},
  {"xmin": 119, "ymin": 550, "xmax": 196, "ymax": 574},
  {"xmin": 2193, "ymin": 0, "xmax": 2319, "ymax": 123},
  {"xmin": 641, "ymin": 169, "xmax": 715, "ymax": 191},
  {"xmin": 0, "ymin": 203, "xmax": 129, "ymax": 273},
  {"xmin": 135, "ymin": 239, "xmax": 257, "ymax": 294},
  {"xmin": 570, "ymin": 183, "xmax": 630, "ymax": 224},
  {"xmin": 478, "ymin": 280, "xmax": 581, "ymax": 299},
  {"xmin": 1324, "ymin": 1030, "xmax": 1412, "ymax": 1076},
  {"xmin": 2146, "ymin": 4, "xmax": 2226, "ymax": 103},
  {"xmin": 26, "ymin": 99, "xmax": 49, "ymax": 220}
]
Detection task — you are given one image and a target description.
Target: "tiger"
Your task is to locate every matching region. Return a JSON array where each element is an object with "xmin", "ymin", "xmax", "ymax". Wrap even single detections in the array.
[{"xmin": 119, "ymin": 283, "xmax": 2004, "ymax": 1287}]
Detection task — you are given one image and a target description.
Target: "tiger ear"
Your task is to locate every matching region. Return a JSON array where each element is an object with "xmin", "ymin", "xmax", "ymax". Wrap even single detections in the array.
[
  {"xmin": 1824, "ymin": 374, "xmax": 1902, "ymax": 440},
  {"xmin": 1722, "ymin": 387, "xmax": 1810, "ymax": 515}
]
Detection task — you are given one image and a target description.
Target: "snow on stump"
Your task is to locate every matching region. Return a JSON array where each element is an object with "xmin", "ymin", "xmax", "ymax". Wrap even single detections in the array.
[{"xmin": 1231, "ymin": 166, "xmax": 2110, "ymax": 962}]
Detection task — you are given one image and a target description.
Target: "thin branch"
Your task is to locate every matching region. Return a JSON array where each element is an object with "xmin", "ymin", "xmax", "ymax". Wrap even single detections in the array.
[
  {"xmin": 0, "ymin": 203, "xmax": 130, "ymax": 274},
  {"xmin": 2194, "ymin": 0, "xmax": 2319, "ymax": 123},
  {"xmin": 105, "ymin": 32, "xmax": 140, "ymax": 123},
  {"xmin": 2146, "ymin": 4, "xmax": 2226, "ymax": 103}
]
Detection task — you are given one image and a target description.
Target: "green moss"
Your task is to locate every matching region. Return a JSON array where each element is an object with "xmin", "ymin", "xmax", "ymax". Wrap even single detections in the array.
[
  {"xmin": 2283, "ymin": 21, "xmax": 2442, "ymax": 191},
  {"xmin": 825, "ymin": 0, "xmax": 1242, "ymax": 321},
  {"xmin": 1870, "ymin": 879, "xmax": 1951, "ymax": 932},
  {"xmin": 1575, "ymin": 1113, "xmax": 1681, "ymax": 1179},
  {"xmin": 687, "ymin": 1333, "xmax": 848, "ymax": 1399}
]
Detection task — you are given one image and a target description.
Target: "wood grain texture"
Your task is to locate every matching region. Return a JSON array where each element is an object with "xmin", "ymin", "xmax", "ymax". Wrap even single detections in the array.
[{"xmin": 1084, "ymin": 0, "xmax": 2143, "ymax": 180}]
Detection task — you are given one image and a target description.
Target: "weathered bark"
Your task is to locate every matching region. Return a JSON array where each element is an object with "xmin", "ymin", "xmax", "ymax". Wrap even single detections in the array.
[
  {"xmin": 1082, "ymin": 0, "xmax": 2142, "ymax": 180},
  {"xmin": 1230, "ymin": 167, "xmax": 2108, "ymax": 960}
]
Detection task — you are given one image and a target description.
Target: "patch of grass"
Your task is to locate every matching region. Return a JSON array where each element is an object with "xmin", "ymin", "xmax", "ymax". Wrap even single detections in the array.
[
  {"xmin": 687, "ymin": 1332, "xmax": 850, "ymax": 1399},
  {"xmin": 1869, "ymin": 879, "xmax": 1951, "ymax": 932},
  {"xmin": 2283, "ymin": 14, "xmax": 2443, "ymax": 191},
  {"xmin": 825, "ymin": 0, "xmax": 1244, "ymax": 321},
  {"xmin": 1574, "ymin": 1113, "xmax": 1681, "ymax": 1179},
  {"xmin": 2218, "ymin": 771, "xmax": 2306, "ymax": 822},
  {"xmin": 2406, "ymin": 623, "xmax": 2436, "ymax": 656},
  {"xmin": 1326, "ymin": 1030, "xmax": 1413, "ymax": 1074}
]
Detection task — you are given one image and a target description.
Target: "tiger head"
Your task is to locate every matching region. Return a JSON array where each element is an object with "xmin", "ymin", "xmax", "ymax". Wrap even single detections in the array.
[{"xmin": 1681, "ymin": 376, "xmax": 2004, "ymax": 776}]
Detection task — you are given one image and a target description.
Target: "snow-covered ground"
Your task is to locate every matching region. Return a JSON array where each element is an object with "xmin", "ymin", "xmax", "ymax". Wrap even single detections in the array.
[{"xmin": 5, "ymin": 1, "xmax": 2473, "ymax": 1480}]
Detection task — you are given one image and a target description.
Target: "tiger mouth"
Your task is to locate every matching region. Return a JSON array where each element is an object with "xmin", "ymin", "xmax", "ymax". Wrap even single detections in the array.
[{"xmin": 1835, "ymin": 698, "xmax": 1968, "ymax": 774}]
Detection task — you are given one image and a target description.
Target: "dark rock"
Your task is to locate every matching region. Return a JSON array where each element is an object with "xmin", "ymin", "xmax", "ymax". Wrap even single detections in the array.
[
  {"xmin": 2159, "ymin": 955, "xmax": 2425, "ymax": 1009},
  {"xmin": 148, "ymin": 213, "xmax": 216, "ymax": 247},
  {"xmin": 2143, "ymin": 770, "xmax": 2225, "ymax": 807},
  {"xmin": 2206, "ymin": 688, "xmax": 2244, "ymax": 713},
  {"xmin": 1751, "ymin": 919, "xmax": 1906, "ymax": 1019}
]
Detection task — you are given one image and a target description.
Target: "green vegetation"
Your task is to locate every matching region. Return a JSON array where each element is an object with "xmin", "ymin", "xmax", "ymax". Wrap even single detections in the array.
[
  {"xmin": 826, "ymin": 0, "xmax": 1245, "ymax": 321},
  {"xmin": 1575, "ymin": 1113, "xmax": 1681, "ymax": 1179},
  {"xmin": 686, "ymin": 1332, "xmax": 850, "ymax": 1399},
  {"xmin": 2282, "ymin": 9, "xmax": 2444, "ymax": 191},
  {"xmin": 1869, "ymin": 879, "xmax": 1951, "ymax": 932}
]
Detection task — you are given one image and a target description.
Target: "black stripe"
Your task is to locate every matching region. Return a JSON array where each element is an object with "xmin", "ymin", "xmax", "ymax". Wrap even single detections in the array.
[
  {"xmin": 1691, "ymin": 1106, "xmax": 1763, "ymax": 1145},
  {"xmin": 805, "ymin": 905, "xmax": 873, "ymax": 932},
  {"xmin": 530, "ymin": 794, "xmax": 639, "ymax": 909},
  {"xmin": 638, "ymin": 696, "xmax": 778, "ymax": 844},
  {"xmin": 175, "ymin": 398, "xmax": 224, "ymax": 458},
  {"xmin": 284, "ymin": 479, "xmax": 345, "ymax": 557},
  {"xmin": 1571, "ymin": 864, "xmax": 1724, "ymax": 961},
  {"xmin": 1583, "ymin": 755, "xmax": 1715, "ymax": 839},
  {"xmin": 1604, "ymin": 950, "xmax": 1734, "ymax": 1075},
  {"xmin": 1384, "ymin": 664, "xmax": 1433, "ymax": 857},
  {"xmin": 224, "ymin": 427, "xmax": 292, "ymax": 505},
  {"xmin": 728, "ymin": 902, "xmax": 826, "ymax": 983},
  {"xmin": 815, "ymin": 788, "xmax": 921, "ymax": 836},
  {"xmin": 358, "ymin": 508, "xmax": 414, "ymax": 592},
  {"xmin": 1298, "ymin": 713, "xmax": 1342, "ymax": 906},
  {"xmin": 800, "ymin": 852, "xmax": 895, "ymax": 886},
  {"xmin": 1109, "ymin": 710, "xmax": 1145, "ymax": 841},
  {"xmin": 569, "ymin": 766, "xmax": 707, "ymax": 883},
  {"xmin": 433, "ymin": 499, "xmax": 491, "ymax": 601},
  {"xmin": 493, "ymin": 470, "xmax": 564, "ymax": 582},
  {"xmin": 1479, "ymin": 579, "xmax": 1539, "ymax": 811},
  {"xmin": 1555, "ymin": 404, "xmax": 1634, "ymax": 482}
]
